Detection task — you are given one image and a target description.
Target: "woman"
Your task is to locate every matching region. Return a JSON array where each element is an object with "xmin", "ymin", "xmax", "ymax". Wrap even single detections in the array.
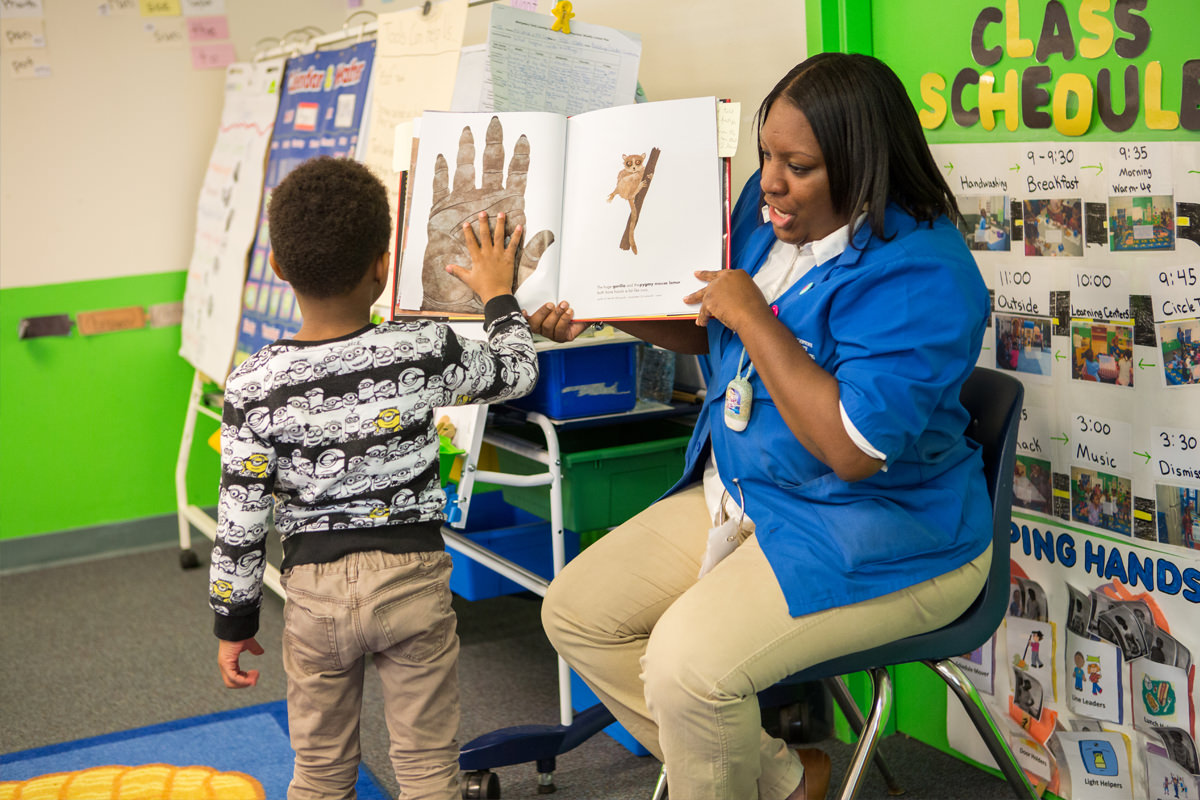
[{"xmin": 529, "ymin": 53, "xmax": 993, "ymax": 800}]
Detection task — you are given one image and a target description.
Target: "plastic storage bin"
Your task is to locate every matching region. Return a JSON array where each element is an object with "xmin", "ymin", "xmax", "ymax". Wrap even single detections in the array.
[
  {"xmin": 508, "ymin": 342, "xmax": 638, "ymax": 419},
  {"xmin": 496, "ymin": 419, "xmax": 693, "ymax": 532},
  {"xmin": 570, "ymin": 670, "xmax": 651, "ymax": 757},
  {"xmin": 446, "ymin": 491, "xmax": 579, "ymax": 601}
]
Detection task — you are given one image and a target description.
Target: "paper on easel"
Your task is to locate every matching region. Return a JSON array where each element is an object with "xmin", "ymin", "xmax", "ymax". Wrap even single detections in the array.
[
  {"xmin": 179, "ymin": 59, "xmax": 284, "ymax": 386},
  {"xmin": 361, "ymin": 0, "xmax": 469, "ymax": 316}
]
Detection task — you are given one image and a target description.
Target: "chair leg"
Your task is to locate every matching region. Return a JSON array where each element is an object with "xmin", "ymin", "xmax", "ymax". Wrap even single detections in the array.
[
  {"xmin": 649, "ymin": 764, "xmax": 667, "ymax": 800},
  {"xmin": 926, "ymin": 658, "xmax": 1039, "ymax": 800},
  {"xmin": 822, "ymin": 676, "xmax": 904, "ymax": 795},
  {"xmin": 831, "ymin": 666, "xmax": 893, "ymax": 800}
]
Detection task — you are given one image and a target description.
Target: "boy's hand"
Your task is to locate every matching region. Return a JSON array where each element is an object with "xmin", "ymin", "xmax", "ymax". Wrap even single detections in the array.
[
  {"xmin": 445, "ymin": 211, "xmax": 522, "ymax": 307},
  {"xmin": 525, "ymin": 301, "xmax": 589, "ymax": 343},
  {"xmin": 218, "ymin": 637, "xmax": 263, "ymax": 689}
]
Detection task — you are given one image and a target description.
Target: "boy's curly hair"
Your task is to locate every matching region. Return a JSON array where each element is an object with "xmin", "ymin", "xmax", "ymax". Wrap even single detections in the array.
[{"xmin": 267, "ymin": 157, "xmax": 392, "ymax": 298}]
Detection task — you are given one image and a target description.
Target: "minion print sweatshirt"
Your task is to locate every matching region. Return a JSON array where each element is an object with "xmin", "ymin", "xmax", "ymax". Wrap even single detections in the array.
[{"xmin": 210, "ymin": 296, "xmax": 537, "ymax": 641}]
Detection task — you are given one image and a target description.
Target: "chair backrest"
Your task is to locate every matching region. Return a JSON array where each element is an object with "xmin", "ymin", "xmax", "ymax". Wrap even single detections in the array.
[
  {"xmin": 949, "ymin": 366, "xmax": 1025, "ymax": 656},
  {"xmin": 788, "ymin": 366, "xmax": 1026, "ymax": 679}
]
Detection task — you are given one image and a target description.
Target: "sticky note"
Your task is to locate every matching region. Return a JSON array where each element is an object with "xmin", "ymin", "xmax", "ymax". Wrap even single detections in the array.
[
  {"xmin": 185, "ymin": 14, "xmax": 227, "ymax": 40},
  {"xmin": 191, "ymin": 41, "xmax": 235, "ymax": 69},
  {"xmin": 717, "ymin": 102, "xmax": 740, "ymax": 158}
]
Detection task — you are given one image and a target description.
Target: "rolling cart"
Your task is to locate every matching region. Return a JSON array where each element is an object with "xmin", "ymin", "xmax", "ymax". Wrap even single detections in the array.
[{"xmin": 448, "ymin": 400, "xmax": 697, "ymax": 798}]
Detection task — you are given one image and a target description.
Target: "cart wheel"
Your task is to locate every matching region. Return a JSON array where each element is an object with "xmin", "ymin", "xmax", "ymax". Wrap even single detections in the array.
[
  {"xmin": 179, "ymin": 549, "xmax": 200, "ymax": 570},
  {"xmin": 462, "ymin": 770, "xmax": 500, "ymax": 799}
]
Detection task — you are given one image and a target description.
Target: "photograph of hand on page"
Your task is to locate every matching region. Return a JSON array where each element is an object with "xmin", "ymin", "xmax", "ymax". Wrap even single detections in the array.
[
  {"xmin": 397, "ymin": 111, "xmax": 566, "ymax": 316},
  {"xmin": 558, "ymin": 97, "xmax": 722, "ymax": 320}
]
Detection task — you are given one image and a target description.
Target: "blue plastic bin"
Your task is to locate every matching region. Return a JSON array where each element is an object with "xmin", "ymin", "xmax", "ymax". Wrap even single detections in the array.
[
  {"xmin": 508, "ymin": 342, "xmax": 638, "ymax": 419},
  {"xmin": 569, "ymin": 670, "xmax": 651, "ymax": 757},
  {"xmin": 446, "ymin": 492, "xmax": 579, "ymax": 601}
]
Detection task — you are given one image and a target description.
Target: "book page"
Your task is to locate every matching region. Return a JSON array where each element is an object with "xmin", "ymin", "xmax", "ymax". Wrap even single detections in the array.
[
  {"xmin": 396, "ymin": 110, "xmax": 567, "ymax": 317},
  {"xmin": 558, "ymin": 97, "xmax": 723, "ymax": 320}
]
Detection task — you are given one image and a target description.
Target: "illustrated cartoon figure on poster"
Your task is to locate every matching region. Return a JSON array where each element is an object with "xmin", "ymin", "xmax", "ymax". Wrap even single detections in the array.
[
  {"xmin": 605, "ymin": 148, "xmax": 660, "ymax": 255},
  {"xmin": 1073, "ymin": 651, "xmax": 1086, "ymax": 691},
  {"xmin": 1088, "ymin": 661, "xmax": 1103, "ymax": 694},
  {"xmin": 1029, "ymin": 631, "xmax": 1044, "ymax": 669}
]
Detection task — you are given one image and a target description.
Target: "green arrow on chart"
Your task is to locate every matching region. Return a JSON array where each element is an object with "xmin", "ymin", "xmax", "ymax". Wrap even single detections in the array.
[
  {"xmin": 1051, "ymin": 432, "xmax": 1069, "ymax": 445},
  {"xmin": 1190, "ymin": 170, "xmax": 1200, "ymax": 175},
  {"xmin": 1010, "ymin": 163, "xmax": 1021, "ymax": 171},
  {"xmin": 1134, "ymin": 450, "xmax": 1151, "ymax": 463},
  {"xmin": 1082, "ymin": 163, "xmax": 1103, "ymax": 174},
  {"xmin": 943, "ymin": 161, "xmax": 954, "ymax": 174},
  {"xmin": 1138, "ymin": 358, "xmax": 1156, "ymax": 369},
  {"xmin": 1055, "ymin": 350, "xmax": 1066, "ymax": 361}
]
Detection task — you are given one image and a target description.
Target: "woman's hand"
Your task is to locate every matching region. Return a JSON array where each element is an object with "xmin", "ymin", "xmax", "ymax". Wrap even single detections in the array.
[
  {"xmin": 525, "ymin": 301, "xmax": 590, "ymax": 343},
  {"xmin": 686, "ymin": 269, "xmax": 771, "ymax": 331}
]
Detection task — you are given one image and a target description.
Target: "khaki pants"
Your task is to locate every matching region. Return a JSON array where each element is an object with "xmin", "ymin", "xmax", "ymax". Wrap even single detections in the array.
[
  {"xmin": 542, "ymin": 484, "xmax": 990, "ymax": 800},
  {"xmin": 281, "ymin": 549, "xmax": 460, "ymax": 800}
]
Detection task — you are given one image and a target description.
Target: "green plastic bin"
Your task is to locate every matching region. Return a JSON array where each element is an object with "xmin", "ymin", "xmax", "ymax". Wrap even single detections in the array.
[{"xmin": 496, "ymin": 419, "xmax": 694, "ymax": 532}]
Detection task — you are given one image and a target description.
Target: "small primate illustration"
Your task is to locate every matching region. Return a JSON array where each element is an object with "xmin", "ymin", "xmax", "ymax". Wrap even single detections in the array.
[{"xmin": 607, "ymin": 152, "xmax": 653, "ymax": 255}]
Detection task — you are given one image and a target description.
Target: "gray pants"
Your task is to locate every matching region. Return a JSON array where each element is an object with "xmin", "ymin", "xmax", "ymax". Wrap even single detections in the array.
[
  {"xmin": 281, "ymin": 549, "xmax": 460, "ymax": 800},
  {"xmin": 542, "ymin": 483, "xmax": 990, "ymax": 800}
]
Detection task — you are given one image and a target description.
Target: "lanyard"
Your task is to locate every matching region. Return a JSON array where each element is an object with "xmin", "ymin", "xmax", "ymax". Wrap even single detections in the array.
[{"xmin": 723, "ymin": 246, "xmax": 802, "ymax": 432}]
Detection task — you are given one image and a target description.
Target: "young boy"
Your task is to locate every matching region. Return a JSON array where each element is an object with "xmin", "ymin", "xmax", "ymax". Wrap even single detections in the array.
[{"xmin": 210, "ymin": 156, "xmax": 537, "ymax": 799}]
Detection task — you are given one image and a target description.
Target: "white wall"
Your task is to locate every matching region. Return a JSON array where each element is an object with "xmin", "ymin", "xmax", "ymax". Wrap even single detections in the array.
[{"xmin": 0, "ymin": 0, "xmax": 804, "ymax": 289}]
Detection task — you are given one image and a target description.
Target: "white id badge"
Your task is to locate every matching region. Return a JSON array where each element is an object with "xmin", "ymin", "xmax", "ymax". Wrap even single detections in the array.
[{"xmin": 698, "ymin": 516, "xmax": 742, "ymax": 578}]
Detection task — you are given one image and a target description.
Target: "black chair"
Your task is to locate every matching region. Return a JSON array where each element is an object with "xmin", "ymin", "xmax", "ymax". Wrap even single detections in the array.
[{"xmin": 651, "ymin": 366, "xmax": 1037, "ymax": 800}]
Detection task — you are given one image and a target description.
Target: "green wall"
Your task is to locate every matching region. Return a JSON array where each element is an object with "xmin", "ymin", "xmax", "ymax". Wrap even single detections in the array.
[
  {"xmin": 0, "ymin": 272, "xmax": 220, "ymax": 541},
  {"xmin": 810, "ymin": 0, "xmax": 1197, "ymax": 143}
]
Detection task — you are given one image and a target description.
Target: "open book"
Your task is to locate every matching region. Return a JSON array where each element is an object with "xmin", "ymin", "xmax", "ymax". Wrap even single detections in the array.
[{"xmin": 393, "ymin": 96, "xmax": 727, "ymax": 321}]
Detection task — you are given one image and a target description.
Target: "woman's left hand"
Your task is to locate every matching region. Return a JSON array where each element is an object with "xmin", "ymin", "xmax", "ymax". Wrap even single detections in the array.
[{"xmin": 685, "ymin": 269, "xmax": 770, "ymax": 331}]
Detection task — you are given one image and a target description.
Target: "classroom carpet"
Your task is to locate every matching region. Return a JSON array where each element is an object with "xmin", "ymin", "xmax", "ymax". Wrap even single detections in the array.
[{"xmin": 0, "ymin": 700, "xmax": 387, "ymax": 799}]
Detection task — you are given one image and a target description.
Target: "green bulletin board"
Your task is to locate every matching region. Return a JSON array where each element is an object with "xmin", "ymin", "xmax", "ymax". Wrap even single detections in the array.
[
  {"xmin": 810, "ymin": 0, "xmax": 1197, "ymax": 143},
  {"xmin": 805, "ymin": 2, "xmax": 1198, "ymax": 798}
]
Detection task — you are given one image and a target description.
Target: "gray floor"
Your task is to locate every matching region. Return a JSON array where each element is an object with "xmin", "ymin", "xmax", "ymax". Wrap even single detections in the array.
[{"xmin": 1, "ymin": 538, "xmax": 1018, "ymax": 799}]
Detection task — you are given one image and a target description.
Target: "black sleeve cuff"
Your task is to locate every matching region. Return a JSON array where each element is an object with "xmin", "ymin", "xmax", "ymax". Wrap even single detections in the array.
[
  {"xmin": 214, "ymin": 610, "xmax": 260, "ymax": 642},
  {"xmin": 482, "ymin": 294, "xmax": 523, "ymax": 327}
]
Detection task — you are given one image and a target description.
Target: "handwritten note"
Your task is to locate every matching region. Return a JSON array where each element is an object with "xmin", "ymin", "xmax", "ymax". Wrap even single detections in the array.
[
  {"xmin": 98, "ymin": 0, "xmax": 139, "ymax": 16},
  {"xmin": 716, "ymin": 101, "xmax": 740, "ymax": 158},
  {"xmin": 143, "ymin": 18, "xmax": 185, "ymax": 46},
  {"xmin": 1, "ymin": 17, "xmax": 44, "ymax": 47},
  {"xmin": 191, "ymin": 41, "xmax": 235, "ymax": 69},
  {"xmin": 139, "ymin": 0, "xmax": 181, "ymax": 17},
  {"xmin": 181, "ymin": 0, "xmax": 224, "ymax": 13},
  {"xmin": 0, "ymin": 0, "xmax": 44, "ymax": 19},
  {"xmin": 5, "ymin": 50, "xmax": 50, "ymax": 78},
  {"xmin": 185, "ymin": 14, "xmax": 227, "ymax": 41}
]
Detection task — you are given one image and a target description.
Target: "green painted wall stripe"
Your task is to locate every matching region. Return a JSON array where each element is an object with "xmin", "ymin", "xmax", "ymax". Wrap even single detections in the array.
[{"xmin": 0, "ymin": 272, "xmax": 220, "ymax": 540}]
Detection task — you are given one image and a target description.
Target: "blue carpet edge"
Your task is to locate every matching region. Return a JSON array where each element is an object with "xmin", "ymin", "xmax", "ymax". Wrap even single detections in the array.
[{"xmin": 0, "ymin": 700, "xmax": 387, "ymax": 798}]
